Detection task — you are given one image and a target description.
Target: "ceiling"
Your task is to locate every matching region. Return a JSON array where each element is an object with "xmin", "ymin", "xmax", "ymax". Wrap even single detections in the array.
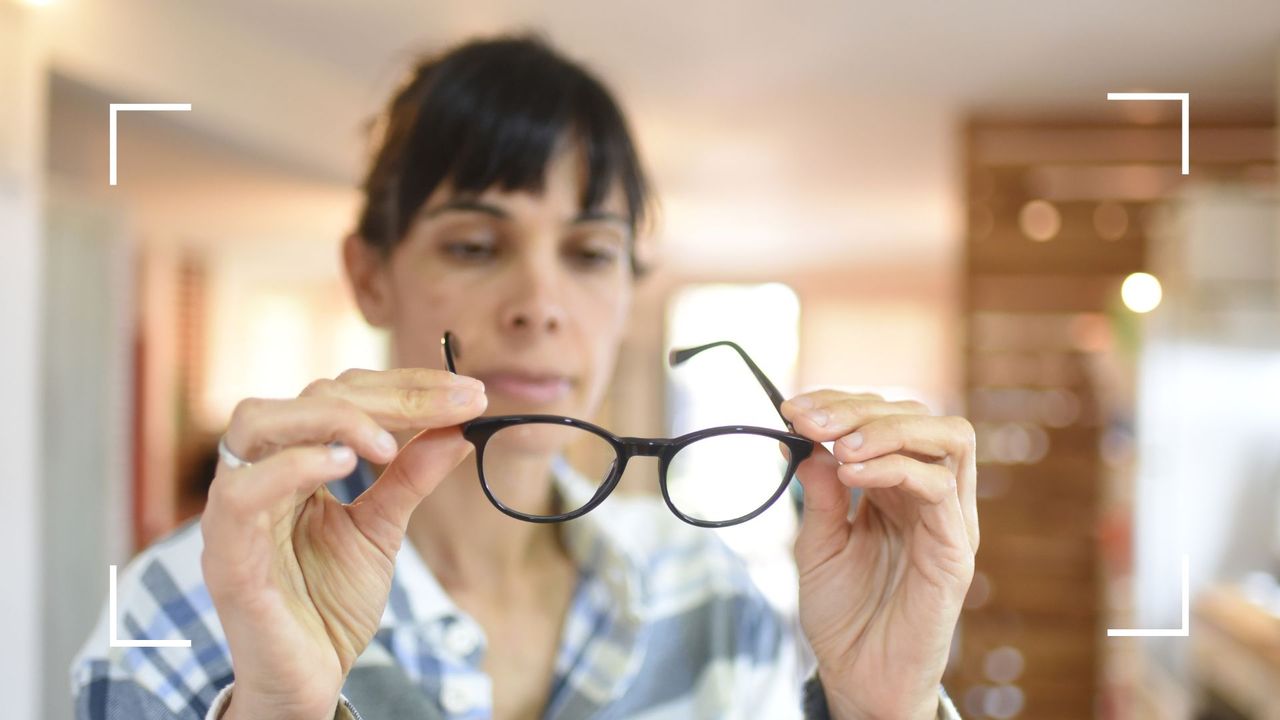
[
  {"xmin": 32, "ymin": 0, "xmax": 1280, "ymax": 272},
  {"xmin": 203, "ymin": 0, "xmax": 1280, "ymax": 108}
]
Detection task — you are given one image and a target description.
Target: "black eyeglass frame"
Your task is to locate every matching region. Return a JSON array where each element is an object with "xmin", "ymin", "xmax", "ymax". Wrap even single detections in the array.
[{"xmin": 441, "ymin": 332, "xmax": 815, "ymax": 528}]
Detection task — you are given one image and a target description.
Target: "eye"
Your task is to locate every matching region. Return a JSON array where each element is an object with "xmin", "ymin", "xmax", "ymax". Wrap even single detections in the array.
[
  {"xmin": 441, "ymin": 235, "xmax": 497, "ymax": 262},
  {"xmin": 571, "ymin": 244, "xmax": 619, "ymax": 267},
  {"xmin": 565, "ymin": 233, "xmax": 625, "ymax": 269}
]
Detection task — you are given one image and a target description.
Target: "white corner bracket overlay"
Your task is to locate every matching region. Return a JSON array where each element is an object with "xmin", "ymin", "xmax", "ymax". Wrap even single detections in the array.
[
  {"xmin": 1106, "ymin": 554, "xmax": 1191, "ymax": 638},
  {"xmin": 1105, "ymin": 92, "xmax": 1189, "ymax": 175},
  {"xmin": 108, "ymin": 103, "xmax": 192, "ymax": 186},
  {"xmin": 109, "ymin": 565, "xmax": 192, "ymax": 648},
  {"xmin": 1102, "ymin": 90, "xmax": 1191, "ymax": 639}
]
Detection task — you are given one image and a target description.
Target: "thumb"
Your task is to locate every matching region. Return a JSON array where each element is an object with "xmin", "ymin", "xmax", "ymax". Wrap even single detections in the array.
[
  {"xmin": 349, "ymin": 426, "xmax": 473, "ymax": 542},
  {"xmin": 792, "ymin": 443, "xmax": 852, "ymax": 568}
]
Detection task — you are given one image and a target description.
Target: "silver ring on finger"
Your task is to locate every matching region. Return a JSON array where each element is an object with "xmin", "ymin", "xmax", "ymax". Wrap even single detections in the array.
[{"xmin": 218, "ymin": 435, "xmax": 254, "ymax": 470}]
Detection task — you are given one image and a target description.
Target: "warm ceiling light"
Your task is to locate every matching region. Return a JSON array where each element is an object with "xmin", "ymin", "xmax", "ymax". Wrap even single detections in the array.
[
  {"xmin": 1018, "ymin": 199, "xmax": 1060, "ymax": 242},
  {"xmin": 1121, "ymin": 272, "xmax": 1162, "ymax": 313}
]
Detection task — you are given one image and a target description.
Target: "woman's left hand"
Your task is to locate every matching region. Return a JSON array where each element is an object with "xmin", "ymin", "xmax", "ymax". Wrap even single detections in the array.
[{"xmin": 781, "ymin": 390, "xmax": 979, "ymax": 720}]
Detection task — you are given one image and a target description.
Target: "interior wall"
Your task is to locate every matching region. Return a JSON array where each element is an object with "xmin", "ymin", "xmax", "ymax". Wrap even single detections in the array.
[
  {"xmin": 39, "ymin": 188, "xmax": 134, "ymax": 720},
  {"xmin": 792, "ymin": 261, "xmax": 961, "ymax": 411},
  {"xmin": 45, "ymin": 68, "xmax": 361, "ymax": 544},
  {"xmin": 0, "ymin": 6, "xmax": 47, "ymax": 719}
]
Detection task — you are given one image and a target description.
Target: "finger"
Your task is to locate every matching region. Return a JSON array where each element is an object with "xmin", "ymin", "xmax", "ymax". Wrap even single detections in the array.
[
  {"xmin": 347, "ymin": 427, "xmax": 474, "ymax": 550},
  {"xmin": 786, "ymin": 389, "xmax": 885, "ymax": 407},
  {"xmin": 334, "ymin": 367, "xmax": 484, "ymax": 391},
  {"xmin": 836, "ymin": 453, "xmax": 955, "ymax": 505},
  {"xmin": 201, "ymin": 444, "xmax": 358, "ymax": 597},
  {"xmin": 224, "ymin": 396, "xmax": 401, "ymax": 465},
  {"xmin": 781, "ymin": 392, "xmax": 931, "ymax": 442},
  {"xmin": 913, "ymin": 491, "xmax": 975, "ymax": 590},
  {"xmin": 301, "ymin": 377, "xmax": 487, "ymax": 431},
  {"xmin": 836, "ymin": 414, "xmax": 981, "ymax": 555},
  {"xmin": 209, "ymin": 443, "xmax": 359, "ymax": 520},
  {"xmin": 836, "ymin": 453, "xmax": 970, "ymax": 559},
  {"xmin": 791, "ymin": 443, "xmax": 852, "ymax": 568},
  {"xmin": 780, "ymin": 390, "xmax": 883, "ymax": 431},
  {"xmin": 832, "ymin": 414, "xmax": 972, "ymax": 465},
  {"xmin": 956, "ymin": 429, "xmax": 980, "ymax": 554}
]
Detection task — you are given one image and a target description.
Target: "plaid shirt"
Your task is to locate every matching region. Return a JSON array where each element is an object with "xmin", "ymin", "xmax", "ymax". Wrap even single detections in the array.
[{"xmin": 72, "ymin": 460, "xmax": 960, "ymax": 719}]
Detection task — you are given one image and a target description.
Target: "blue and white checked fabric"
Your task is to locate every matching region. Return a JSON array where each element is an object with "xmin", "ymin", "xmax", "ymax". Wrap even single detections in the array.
[{"xmin": 71, "ymin": 459, "xmax": 960, "ymax": 719}]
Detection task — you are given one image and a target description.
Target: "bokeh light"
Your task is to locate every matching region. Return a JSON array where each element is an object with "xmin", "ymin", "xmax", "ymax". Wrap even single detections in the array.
[
  {"xmin": 1121, "ymin": 272, "xmax": 1163, "ymax": 313},
  {"xmin": 1018, "ymin": 199, "xmax": 1061, "ymax": 242},
  {"xmin": 1092, "ymin": 201, "xmax": 1129, "ymax": 241}
]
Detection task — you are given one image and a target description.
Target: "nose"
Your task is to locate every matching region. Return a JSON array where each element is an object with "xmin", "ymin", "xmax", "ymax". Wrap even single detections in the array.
[{"xmin": 499, "ymin": 253, "xmax": 566, "ymax": 335}]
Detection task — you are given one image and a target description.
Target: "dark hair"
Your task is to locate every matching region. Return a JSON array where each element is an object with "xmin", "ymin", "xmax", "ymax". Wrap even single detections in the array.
[{"xmin": 355, "ymin": 34, "xmax": 653, "ymax": 273}]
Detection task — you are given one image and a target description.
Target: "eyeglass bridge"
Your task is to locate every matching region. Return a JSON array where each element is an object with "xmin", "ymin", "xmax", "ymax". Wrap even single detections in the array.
[{"xmin": 618, "ymin": 437, "xmax": 673, "ymax": 457}]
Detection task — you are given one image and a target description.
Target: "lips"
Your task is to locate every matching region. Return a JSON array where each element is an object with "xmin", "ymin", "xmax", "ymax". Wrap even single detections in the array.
[{"xmin": 475, "ymin": 371, "xmax": 573, "ymax": 405}]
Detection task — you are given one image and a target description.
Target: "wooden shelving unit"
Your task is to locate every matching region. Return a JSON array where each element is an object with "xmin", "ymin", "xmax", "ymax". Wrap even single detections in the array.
[{"xmin": 955, "ymin": 114, "xmax": 1274, "ymax": 719}]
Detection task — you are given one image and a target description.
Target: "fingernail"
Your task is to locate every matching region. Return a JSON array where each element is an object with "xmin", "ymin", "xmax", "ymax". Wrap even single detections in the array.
[
  {"xmin": 375, "ymin": 430, "xmax": 398, "ymax": 456},
  {"xmin": 790, "ymin": 396, "xmax": 815, "ymax": 410},
  {"xmin": 807, "ymin": 409, "xmax": 828, "ymax": 427},
  {"xmin": 452, "ymin": 374, "xmax": 484, "ymax": 389},
  {"xmin": 842, "ymin": 432, "xmax": 864, "ymax": 450},
  {"xmin": 851, "ymin": 462, "xmax": 865, "ymax": 473},
  {"xmin": 330, "ymin": 444, "xmax": 355, "ymax": 464},
  {"xmin": 448, "ymin": 388, "xmax": 477, "ymax": 405}
]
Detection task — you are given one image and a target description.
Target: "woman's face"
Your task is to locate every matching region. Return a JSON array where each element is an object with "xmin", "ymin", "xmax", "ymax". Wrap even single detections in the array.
[{"xmin": 350, "ymin": 142, "xmax": 635, "ymax": 426}]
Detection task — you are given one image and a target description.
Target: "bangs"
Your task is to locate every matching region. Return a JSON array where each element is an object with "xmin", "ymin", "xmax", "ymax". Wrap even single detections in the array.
[{"xmin": 358, "ymin": 35, "xmax": 651, "ymax": 260}]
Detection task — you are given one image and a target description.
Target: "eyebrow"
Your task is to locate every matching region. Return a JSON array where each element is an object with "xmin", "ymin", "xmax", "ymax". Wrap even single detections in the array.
[{"xmin": 421, "ymin": 197, "xmax": 630, "ymax": 227}]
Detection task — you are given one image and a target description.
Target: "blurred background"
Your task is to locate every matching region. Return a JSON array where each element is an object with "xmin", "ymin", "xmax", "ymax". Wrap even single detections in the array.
[{"xmin": 3, "ymin": 0, "xmax": 1280, "ymax": 718}]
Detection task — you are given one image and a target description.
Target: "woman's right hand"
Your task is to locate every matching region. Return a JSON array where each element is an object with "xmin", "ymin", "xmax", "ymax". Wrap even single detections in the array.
[{"xmin": 200, "ymin": 368, "xmax": 487, "ymax": 720}]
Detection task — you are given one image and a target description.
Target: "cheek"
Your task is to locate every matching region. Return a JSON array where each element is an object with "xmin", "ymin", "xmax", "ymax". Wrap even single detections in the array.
[
  {"xmin": 578, "ymin": 263, "xmax": 632, "ymax": 325},
  {"xmin": 386, "ymin": 266, "xmax": 467, "ymax": 367},
  {"xmin": 576, "ymin": 279, "xmax": 632, "ymax": 396}
]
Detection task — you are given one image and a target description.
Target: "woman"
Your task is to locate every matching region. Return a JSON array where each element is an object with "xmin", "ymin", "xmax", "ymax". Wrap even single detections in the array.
[{"xmin": 73, "ymin": 35, "xmax": 975, "ymax": 719}]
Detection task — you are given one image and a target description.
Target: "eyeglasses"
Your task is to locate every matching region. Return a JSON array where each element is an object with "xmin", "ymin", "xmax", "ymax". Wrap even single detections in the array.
[{"xmin": 441, "ymin": 332, "xmax": 814, "ymax": 528}]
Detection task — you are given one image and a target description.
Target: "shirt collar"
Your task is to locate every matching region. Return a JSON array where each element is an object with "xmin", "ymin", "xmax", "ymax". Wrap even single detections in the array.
[{"xmin": 550, "ymin": 457, "xmax": 647, "ymax": 624}]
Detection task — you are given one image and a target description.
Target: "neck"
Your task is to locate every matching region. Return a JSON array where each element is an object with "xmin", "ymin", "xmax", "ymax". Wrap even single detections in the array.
[{"xmin": 399, "ymin": 455, "xmax": 567, "ymax": 595}]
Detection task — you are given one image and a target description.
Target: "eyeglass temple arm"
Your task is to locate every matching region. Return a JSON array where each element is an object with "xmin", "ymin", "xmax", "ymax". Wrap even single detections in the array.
[
  {"xmin": 668, "ymin": 340, "xmax": 796, "ymax": 432},
  {"xmin": 450, "ymin": 333, "xmax": 799, "ymax": 434},
  {"xmin": 441, "ymin": 331, "xmax": 459, "ymax": 373}
]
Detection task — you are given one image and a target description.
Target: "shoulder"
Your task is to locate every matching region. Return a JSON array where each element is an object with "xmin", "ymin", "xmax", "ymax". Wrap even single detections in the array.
[{"xmin": 71, "ymin": 518, "xmax": 232, "ymax": 719}]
